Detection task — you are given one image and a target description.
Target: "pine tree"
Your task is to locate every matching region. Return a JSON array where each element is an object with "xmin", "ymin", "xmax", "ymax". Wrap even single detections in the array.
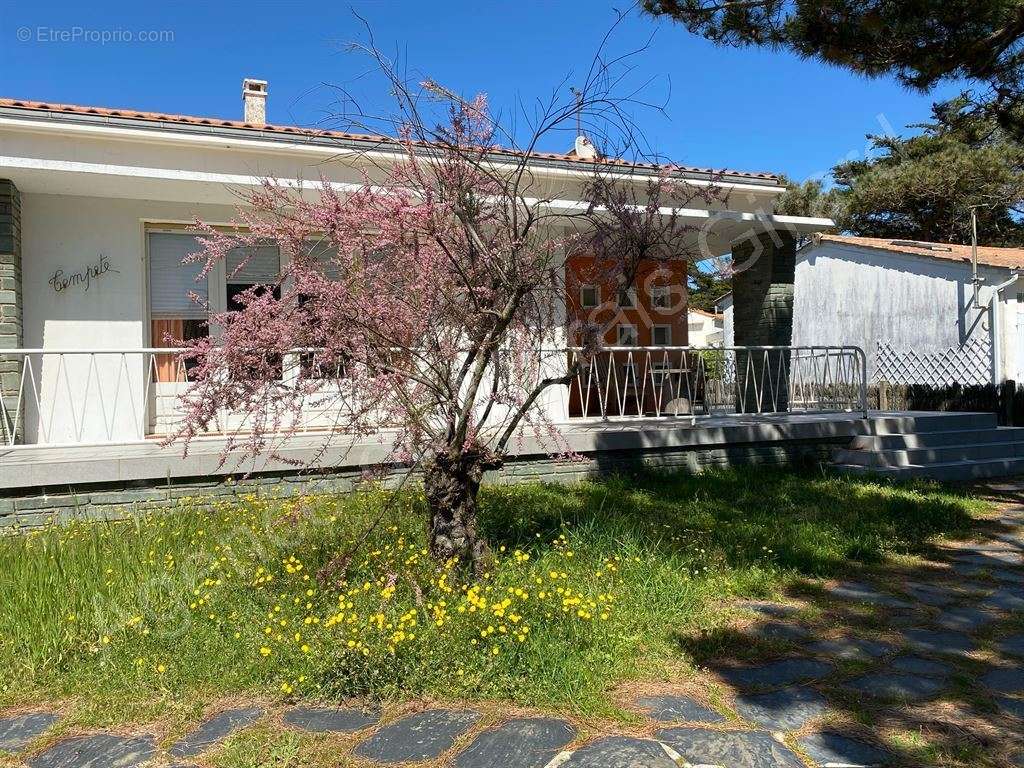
[
  {"xmin": 831, "ymin": 97, "xmax": 1024, "ymax": 246},
  {"xmin": 644, "ymin": 0, "xmax": 1024, "ymax": 136}
]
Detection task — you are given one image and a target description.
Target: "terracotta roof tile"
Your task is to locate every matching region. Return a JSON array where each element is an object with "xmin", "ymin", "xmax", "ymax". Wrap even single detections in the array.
[
  {"xmin": 0, "ymin": 96, "xmax": 781, "ymax": 183},
  {"xmin": 817, "ymin": 234, "xmax": 1024, "ymax": 270}
]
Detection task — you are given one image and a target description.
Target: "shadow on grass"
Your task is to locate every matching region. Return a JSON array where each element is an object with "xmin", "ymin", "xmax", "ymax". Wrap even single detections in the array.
[{"xmin": 480, "ymin": 466, "xmax": 979, "ymax": 577}]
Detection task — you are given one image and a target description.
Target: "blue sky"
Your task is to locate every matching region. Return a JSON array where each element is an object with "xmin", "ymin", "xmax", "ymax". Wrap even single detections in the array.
[{"xmin": 2, "ymin": 1, "xmax": 965, "ymax": 182}]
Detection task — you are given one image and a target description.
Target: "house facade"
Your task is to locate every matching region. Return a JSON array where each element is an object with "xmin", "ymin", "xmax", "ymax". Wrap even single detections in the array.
[
  {"xmin": 686, "ymin": 309, "xmax": 724, "ymax": 346},
  {"xmin": 0, "ymin": 80, "xmax": 841, "ymax": 508},
  {"xmin": 789, "ymin": 235, "xmax": 1024, "ymax": 386}
]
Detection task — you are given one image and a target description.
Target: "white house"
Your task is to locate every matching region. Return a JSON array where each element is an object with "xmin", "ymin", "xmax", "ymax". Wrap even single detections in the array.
[
  {"xmin": 686, "ymin": 308, "xmax": 724, "ymax": 346},
  {"xmin": 0, "ymin": 79, "xmax": 850, "ymax": 513},
  {"xmin": 789, "ymin": 235, "xmax": 1024, "ymax": 385}
]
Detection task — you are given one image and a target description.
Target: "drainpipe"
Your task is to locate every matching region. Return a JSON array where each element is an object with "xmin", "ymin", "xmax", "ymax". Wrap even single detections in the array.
[{"xmin": 990, "ymin": 272, "xmax": 1021, "ymax": 384}]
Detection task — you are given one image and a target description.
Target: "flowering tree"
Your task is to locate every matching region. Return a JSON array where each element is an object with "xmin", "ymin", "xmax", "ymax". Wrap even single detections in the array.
[{"xmin": 171, "ymin": 51, "xmax": 719, "ymax": 574}]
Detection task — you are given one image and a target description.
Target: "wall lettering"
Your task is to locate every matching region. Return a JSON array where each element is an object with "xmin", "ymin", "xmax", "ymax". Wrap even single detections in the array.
[{"xmin": 48, "ymin": 254, "xmax": 119, "ymax": 294}]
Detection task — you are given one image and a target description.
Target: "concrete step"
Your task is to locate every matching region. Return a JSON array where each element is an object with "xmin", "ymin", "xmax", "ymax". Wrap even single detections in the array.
[
  {"xmin": 835, "ymin": 456, "xmax": 1024, "ymax": 481},
  {"xmin": 834, "ymin": 441, "xmax": 1024, "ymax": 468},
  {"xmin": 849, "ymin": 427, "xmax": 1024, "ymax": 451},
  {"xmin": 861, "ymin": 412, "xmax": 998, "ymax": 436}
]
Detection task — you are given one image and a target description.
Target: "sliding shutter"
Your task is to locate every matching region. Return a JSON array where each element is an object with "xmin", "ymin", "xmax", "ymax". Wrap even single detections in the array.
[
  {"xmin": 226, "ymin": 244, "xmax": 280, "ymax": 284},
  {"xmin": 148, "ymin": 232, "xmax": 208, "ymax": 320}
]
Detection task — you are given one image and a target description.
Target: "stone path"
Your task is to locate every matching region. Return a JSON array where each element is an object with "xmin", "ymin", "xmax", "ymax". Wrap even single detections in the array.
[{"xmin": 4, "ymin": 485, "xmax": 1024, "ymax": 767}]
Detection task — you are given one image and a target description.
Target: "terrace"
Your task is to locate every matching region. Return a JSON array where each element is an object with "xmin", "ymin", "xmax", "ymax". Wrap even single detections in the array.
[{"xmin": 0, "ymin": 343, "xmax": 883, "ymax": 495}]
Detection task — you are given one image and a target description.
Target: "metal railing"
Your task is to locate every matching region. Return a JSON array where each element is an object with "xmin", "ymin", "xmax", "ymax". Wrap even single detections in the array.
[
  {"xmin": 561, "ymin": 345, "xmax": 867, "ymax": 421},
  {"xmin": 0, "ymin": 345, "xmax": 867, "ymax": 447},
  {"xmin": 0, "ymin": 348, "xmax": 186, "ymax": 447}
]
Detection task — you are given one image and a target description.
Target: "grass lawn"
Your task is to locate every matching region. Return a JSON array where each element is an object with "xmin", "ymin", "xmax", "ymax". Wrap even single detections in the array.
[{"xmin": 0, "ymin": 467, "xmax": 994, "ymax": 765}]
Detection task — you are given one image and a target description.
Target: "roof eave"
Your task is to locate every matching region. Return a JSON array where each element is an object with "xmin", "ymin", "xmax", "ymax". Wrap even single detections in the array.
[{"xmin": 0, "ymin": 103, "xmax": 784, "ymax": 189}]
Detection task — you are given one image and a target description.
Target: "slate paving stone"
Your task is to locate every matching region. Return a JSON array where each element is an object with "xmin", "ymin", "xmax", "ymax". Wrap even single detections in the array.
[
  {"xmin": 902, "ymin": 628, "xmax": 975, "ymax": 655},
  {"xmin": 902, "ymin": 582, "xmax": 961, "ymax": 607},
  {"xmin": 634, "ymin": 695, "xmax": 724, "ymax": 723},
  {"xmin": 950, "ymin": 562, "xmax": 988, "ymax": 578},
  {"xmin": 798, "ymin": 731, "xmax": 893, "ymax": 767},
  {"xmin": 952, "ymin": 551, "xmax": 1022, "ymax": 568},
  {"xmin": 716, "ymin": 658, "xmax": 835, "ymax": 690},
  {"xmin": 747, "ymin": 621, "xmax": 812, "ymax": 643},
  {"xmin": 805, "ymin": 637, "xmax": 894, "ymax": 662},
  {"xmin": 353, "ymin": 709, "xmax": 480, "ymax": 763},
  {"xmin": 965, "ymin": 543, "xmax": 1021, "ymax": 553},
  {"xmin": 980, "ymin": 667, "xmax": 1024, "ymax": 695},
  {"xmin": 995, "ymin": 696, "xmax": 1024, "ymax": 719},
  {"xmin": 560, "ymin": 736, "xmax": 675, "ymax": 768},
  {"xmin": 933, "ymin": 605, "xmax": 998, "ymax": 632},
  {"xmin": 733, "ymin": 687, "xmax": 829, "ymax": 731},
  {"xmin": 992, "ymin": 568, "xmax": 1024, "ymax": 585},
  {"xmin": 844, "ymin": 672, "xmax": 947, "ymax": 702},
  {"xmin": 998, "ymin": 634, "xmax": 1024, "ymax": 658},
  {"xmin": 738, "ymin": 600, "xmax": 802, "ymax": 619},
  {"xmin": 828, "ymin": 581, "xmax": 911, "ymax": 609},
  {"xmin": 657, "ymin": 727, "xmax": 804, "ymax": 768},
  {"xmin": 888, "ymin": 655, "xmax": 951, "ymax": 677},
  {"xmin": 282, "ymin": 706, "xmax": 379, "ymax": 733},
  {"xmin": 0, "ymin": 712, "xmax": 60, "ymax": 752},
  {"xmin": 168, "ymin": 707, "xmax": 264, "ymax": 758},
  {"xmin": 27, "ymin": 734, "xmax": 157, "ymax": 768},
  {"xmin": 992, "ymin": 532, "xmax": 1024, "ymax": 549},
  {"xmin": 982, "ymin": 587, "xmax": 1024, "ymax": 612},
  {"xmin": 454, "ymin": 718, "xmax": 575, "ymax": 768}
]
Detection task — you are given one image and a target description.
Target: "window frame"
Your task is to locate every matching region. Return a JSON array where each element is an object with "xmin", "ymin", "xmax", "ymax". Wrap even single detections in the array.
[
  {"xmin": 617, "ymin": 285, "xmax": 637, "ymax": 309},
  {"xmin": 616, "ymin": 323, "xmax": 638, "ymax": 347},
  {"xmin": 652, "ymin": 325, "xmax": 672, "ymax": 346},
  {"xmin": 649, "ymin": 285, "xmax": 672, "ymax": 310},
  {"xmin": 579, "ymin": 284, "xmax": 600, "ymax": 309},
  {"xmin": 145, "ymin": 229, "xmax": 290, "ymax": 338}
]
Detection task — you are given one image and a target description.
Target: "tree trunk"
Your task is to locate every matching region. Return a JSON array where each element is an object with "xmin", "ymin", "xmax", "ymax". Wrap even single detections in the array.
[{"xmin": 423, "ymin": 450, "xmax": 500, "ymax": 574}]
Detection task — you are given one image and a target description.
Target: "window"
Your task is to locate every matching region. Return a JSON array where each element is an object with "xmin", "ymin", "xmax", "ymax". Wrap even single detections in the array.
[
  {"xmin": 649, "ymin": 285, "xmax": 671, "ymax": 310},
  {"xmin": 653, "ymin": 325, "xmax": 672, "ymax": 346},
  {"xmin": 148, "ymin": 231, "xmax": 282, "ymax": 382},
  {"xmin": 149, "ymin": 233, "xmax": 209, "ymax": 381},
  {"xmin": 298, "ymin": 239, "xmax": 347, "ymax": 378},
  {"xmin": 580, "ymin": 285, "xmax": 599, "ymax": 309},
  {"xmin": 616, "ymin": 324, "xmax": 638, "ymax": 346},
  {"xmin": 688, "ymin": 320, "xmax": 703, "ymax": 331},
  {"xmin": 225, "ymin": 243, "xmax": 282, "ymax": 379},
  {"xmin": 617, "ymin": 285, "xmax": 636, "ymax": 308},
  {"xmin": 226, "ymin": 243, "xmax": 281, "ymax": 308}
]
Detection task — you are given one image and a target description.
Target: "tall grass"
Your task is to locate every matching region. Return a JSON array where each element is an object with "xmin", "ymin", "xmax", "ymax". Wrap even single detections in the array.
[{"xmin": 0, "ymin": 468, "xmax": 985, "ymax": 721}]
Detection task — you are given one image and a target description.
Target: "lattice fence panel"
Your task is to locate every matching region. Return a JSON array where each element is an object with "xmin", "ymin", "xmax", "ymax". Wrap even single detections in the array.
[{"xmin": 874, "ymin": 339, "xmax": 992, "ymax": 387}]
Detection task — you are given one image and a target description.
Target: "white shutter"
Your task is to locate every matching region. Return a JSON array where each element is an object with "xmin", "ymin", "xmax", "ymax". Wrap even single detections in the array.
[
  {"xmin": 148, "ymin": 232, "xmax": 208, "ymax": 319},
  {"xmin": 226, "ymin": 244, "xmax": 280, "ymax": 284}
]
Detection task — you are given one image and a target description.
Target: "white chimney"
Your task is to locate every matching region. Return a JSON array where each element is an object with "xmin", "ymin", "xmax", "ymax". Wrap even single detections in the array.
[
  {"xmin": 574, "ymin": 135, "xmax": 598, "ymax": 160},
  {"xmin": 242, "ymin": 78, "xmax": 267, "ymax": 125}
]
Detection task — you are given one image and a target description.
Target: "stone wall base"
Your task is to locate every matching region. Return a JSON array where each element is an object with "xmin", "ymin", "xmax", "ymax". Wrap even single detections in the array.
[{"xmin": 0, "ymin": 439, "xmax": 840, "ymax": 528}]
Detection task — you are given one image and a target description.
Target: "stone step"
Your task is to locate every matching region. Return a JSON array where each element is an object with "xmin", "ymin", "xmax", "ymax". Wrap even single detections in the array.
[
  {"xmin": 849, "ymin": 427, "xmax": 1024, "ymax": 450},
  {"xmin": 834, "ymin": 442, "xmax": 1024, "ymax": 468},
  {"xmin": 834, "ymin": 456, "xmax": 1024, "ymax": 481},
  {"xmin": 861, "ymin": 412, "xmax": 998, "ymax": 435}
]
